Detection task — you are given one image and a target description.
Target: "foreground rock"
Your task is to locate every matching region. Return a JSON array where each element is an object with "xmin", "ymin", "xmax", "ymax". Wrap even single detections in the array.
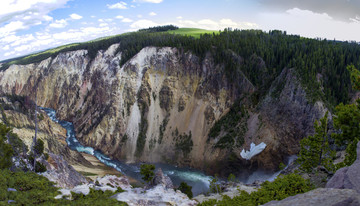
[
  {"xmin": 41, "ymin": 153, "xmax": 88, "ymax": 188},
  {"xmin": 55, "ymin": 175, "xmax": 131, "ymax": 199},
  {"xmin": 326, "ymin": 141, "xmax": 360, "ymax": 193},
  {"xmin": 194, "ymin": 183, "xmax": 257, "ymax": 203},
  {"xmin": 113, "ymin": 169, "xmax": 195, "ymax": 205},
  {"xmin": 263, "ymin": 188, "xmax": 360, "ymax": 206},
  {"xmin": 150, "ymin": 168, "xmax": 173, "ymax": 189},
  {"xmin": 112, "ymin": 185, "xmax": 197, "ymax": 206}
]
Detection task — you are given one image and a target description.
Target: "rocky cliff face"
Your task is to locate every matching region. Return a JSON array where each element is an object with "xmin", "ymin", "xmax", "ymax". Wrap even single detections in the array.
[
  {"xmin": 0, "ymin": 95, "xmax": 90, "ymax": 166},
  {"xmin": 0, "ymin": 44, "xmax": 327, "ymax": 175}
]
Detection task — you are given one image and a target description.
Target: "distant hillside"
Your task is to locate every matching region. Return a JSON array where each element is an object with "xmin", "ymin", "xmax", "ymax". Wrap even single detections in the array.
[{"xmin": 0, "ymin": 26, "xmax": 217, "ymax": 70}]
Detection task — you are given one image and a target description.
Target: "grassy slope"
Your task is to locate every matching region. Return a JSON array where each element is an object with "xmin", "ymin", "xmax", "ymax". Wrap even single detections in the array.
[{"xmin": 166, "ymin": 28, "xmax": 219, "ymax": 38}]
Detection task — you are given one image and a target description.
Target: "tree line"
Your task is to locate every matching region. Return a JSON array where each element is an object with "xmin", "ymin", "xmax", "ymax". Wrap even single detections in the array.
[{"xmin": 2, "ymin": 26, "xmax": 360, "ymax": 107}]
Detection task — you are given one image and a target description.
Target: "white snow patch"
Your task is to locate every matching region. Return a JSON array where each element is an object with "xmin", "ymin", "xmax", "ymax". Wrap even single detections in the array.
[{"xmin": 240, "ymin": 142, "xmax": 267, "ymax": 160}]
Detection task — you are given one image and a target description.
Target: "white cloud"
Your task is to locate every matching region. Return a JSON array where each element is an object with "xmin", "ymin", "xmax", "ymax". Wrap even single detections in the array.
[
  {"xmin": 11, "ymin": 34, "xmax": 35, "ymax": 46},
  {"xmin": 99, "ymin": 18, "xmax": 113, "ymax": 22},
  {"xmin": 149, "ymin": 12, "xmax": 157, "ymax": 16},
  {"xmin": 133, "ymin": 0, "xmax": 163, "ymax": 3},
  {"xmin": 130, "ymin": 19, "xmax": 159, "ymax": 29},
  {"xmin": 49, "ymin": 19, "xmax": 67, "ymax": 28},
  {"xmin": 4, "ymin": 51, "xmax": 15, "ymax": 57},
  {"xmin": 43, "ymin": 15, "xmax": 53, "ymax": 21},
  {"xmin": 177, "ymin": 16, "xmax": 183, "ymax": 19},
  {"xmin": 0, "ymin": 34, "xmax": 20, "ymax": 44},
  {"xmin": 0, "ymin": 23, "xmax": 121, "ymax": 61},
  {"xmin": 2, "ymin": 45, "xmax": 9, "ymax": 50},
  {"xmin": 0, "ymin": 21, "xmax": 26, "ymax": 36},
  {"xmin": 70, "ymin": 13, "xmax": 83, "ymax": 20},
  {"xmin": 198, "ymin": 19, "xmax": 218, "ymax": 27},
  {"xmin": 259, "ymin": 8, "xmax": 360, "ymax": 42},
  {"xmin": 91, "ymin": 15, "xmax": 96, "ymax": 18},
  {"xmin": 137, "ymin": 15, "xmax": 143, "ymax": 18},
  {"xmin": 176, "ymin": 18, "xmax": 258, "ymax": 30},
  {"xmin": 14, "ymin": 44, "xmax": 31, "ymax": 52},
  {"xmin": 116, "ymin": 15, "xmax": 124, "ymax": 19},
  {"xmin": 99, "ymin": 23, "xmax": 108, "ymax": 27},
  {"xmin": 0, "ymin": 0, "xmax": 69, "ymax": 17},
  {"xmin": 122, "ymin": 18, "xmax": 133, "ymax": 23},
  {"xmin": 177, "ymin": 20, "xmax": 197, "ymax": 27},
  {"xmin": 107, "ymin": 1, "xmax": 128, "ymax": 9},
  {"xmin": 220, "ymin": 19, "xmax": 238, "ymax": 27},
  {"xmin": 0, "ymin": 0, "xmax": 70, "ymax": 33}
]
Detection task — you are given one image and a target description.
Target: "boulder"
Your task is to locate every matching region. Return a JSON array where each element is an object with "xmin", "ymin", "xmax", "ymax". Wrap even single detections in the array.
[
  {"xmin": 326, "ymin": 141, "xmax": 360, "ymax": 193},
  {"xmin": 263, "ymin": 188, "xmax": 360, "ymax": 206},
  {"xmin": 95, "ymin": 175, "xmax": 132, "ymax": 191},
  {"xmin": 151, "ymin": 168, "xmax": 173, "ymax": 189}
]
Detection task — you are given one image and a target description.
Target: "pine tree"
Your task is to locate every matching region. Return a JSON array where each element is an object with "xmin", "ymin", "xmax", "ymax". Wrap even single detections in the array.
[
  {"xmin": 139, "ymin": 164, "xmax": 155, "ymax": 183},
  {"xmin": 297, "ymin": 112, "xmax": 335, "ymax": 172},
  {"xmin": 333, "ymin": 65, "xmax": 360, "ymax": 168}
]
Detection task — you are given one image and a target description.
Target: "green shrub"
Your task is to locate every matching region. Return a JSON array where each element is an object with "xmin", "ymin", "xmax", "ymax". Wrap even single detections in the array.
[
  {"xmin": 209, "ymin": 101, "xmax": 248, "ymax": 149},
  {"xmin": 178, "ymin": 182, "xmax": 193, "ymax": 199},
  {"xmin": 227, "ymin": 173, "xmax": 236, "ymax": 183},
  {"xmin": 35, "ymin": 161, "xmax": 47, "ymax": 173},
  {"xmin": 140, "ymin": 164, "xmax": 155, "ymax": 183},
  {"xmin": 0, "ymin": 169, "xmax": 127, "ymax": 205},
  {"xmin": 175, "ymin": 132, "xmax": 193, "ymax": 157},
  {"xmin": 209, "ymin": 175, "xmax": 222, "ymax": 194}
]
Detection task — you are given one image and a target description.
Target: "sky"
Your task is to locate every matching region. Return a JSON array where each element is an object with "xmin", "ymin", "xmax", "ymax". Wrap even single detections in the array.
[{"xmin": 0, "ymin": 0, "xmax": 360, "ymax": 61}]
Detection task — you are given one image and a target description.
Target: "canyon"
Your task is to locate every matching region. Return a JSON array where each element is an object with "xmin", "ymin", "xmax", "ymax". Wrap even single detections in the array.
[{"xmin": 0, "ymin": 43, "xmax": 327, "ymax": 177}]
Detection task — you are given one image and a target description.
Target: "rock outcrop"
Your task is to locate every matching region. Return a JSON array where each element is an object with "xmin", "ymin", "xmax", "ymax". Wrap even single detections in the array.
[
  {"xmin": 55, "ymin": 175, "xmax": 132, "ymax": 199},
  {"xmin": 254, "ymin": 68, "xmax": 328, "ymax": 170},
  {"xmin": 41, "ymin": 153, "xmax": 88, "ymax": 188},
  {"xmin": 0, "ymin": 95, "xmax": 91, "ymax": 166},
  {"xmin": 326, "ymin": 141, "xmax": 360, "ymax": 193},
  {"xmin": 151, "ymin": 168, "xmax": 173, "ymax": 189},
  {"xmin": 263, "ymin": 188, "xmax": 360, "ymax": 206},
  {"xmin": 112, "ymin": 185, "xmax": 197, "ymax": 206},
  {"xmin": 265, "ymin": 141, "xmax": 360, "ymax": 206}
]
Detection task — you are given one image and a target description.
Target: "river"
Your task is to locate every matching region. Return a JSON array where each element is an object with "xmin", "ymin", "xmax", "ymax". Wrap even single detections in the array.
[
  {"xmin": 41, "ymin": 107, "xmax": 295, "ymax": 196},
  {"xmin": 41, "ymin": 107, "xmax": 212, "ymax": 195}
]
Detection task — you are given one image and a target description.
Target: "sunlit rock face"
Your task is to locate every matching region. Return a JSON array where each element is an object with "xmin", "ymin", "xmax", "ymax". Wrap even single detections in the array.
[{"xmin": 0, "ymin": 43, "xmax": 327, "ymax": 175}]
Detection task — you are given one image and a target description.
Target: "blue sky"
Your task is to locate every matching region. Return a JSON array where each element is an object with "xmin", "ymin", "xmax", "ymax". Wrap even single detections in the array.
[{"xmin": 1, "ymin": 0, "xmax": 360, "ymax": 61}]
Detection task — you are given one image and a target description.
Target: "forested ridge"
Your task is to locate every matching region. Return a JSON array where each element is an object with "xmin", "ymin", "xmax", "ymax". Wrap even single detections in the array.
[{"xmin": 2, "ymin": 27, "xmax": 360, "ymax": 106}]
